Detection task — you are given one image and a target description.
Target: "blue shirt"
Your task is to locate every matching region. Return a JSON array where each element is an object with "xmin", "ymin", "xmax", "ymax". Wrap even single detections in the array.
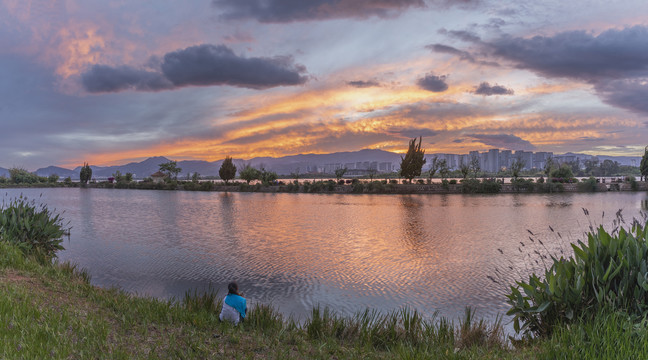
[{"xmin": 224, "ymin": 294, "xmax": 246, "ymax": 319}]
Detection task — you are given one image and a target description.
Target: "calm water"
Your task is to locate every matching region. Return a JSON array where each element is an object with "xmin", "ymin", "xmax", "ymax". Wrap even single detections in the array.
[{"xmin": 3, "ymin": 188, "xmax": 647, "ymax": 323}]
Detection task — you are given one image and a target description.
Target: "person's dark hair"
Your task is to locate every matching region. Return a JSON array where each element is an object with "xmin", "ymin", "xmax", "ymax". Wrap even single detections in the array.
[{"xmin": 227, "ymin": 282, "xmax": 239, "ymax": 295}]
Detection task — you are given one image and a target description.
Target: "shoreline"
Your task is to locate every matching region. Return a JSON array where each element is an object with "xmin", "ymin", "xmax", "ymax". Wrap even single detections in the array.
[{"xmin": 1, "ymin": 178, "xmax": 647, "ymax": 194}]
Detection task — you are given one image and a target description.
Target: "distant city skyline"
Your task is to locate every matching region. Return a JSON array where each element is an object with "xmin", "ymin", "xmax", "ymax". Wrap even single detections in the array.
[
  {"xmin": 1, "ymin": 148, "xmax": 640, "ymax": 178},
  {"xmin": 2, "ymin": 1, "xmax": 648, "ymax": 170}
]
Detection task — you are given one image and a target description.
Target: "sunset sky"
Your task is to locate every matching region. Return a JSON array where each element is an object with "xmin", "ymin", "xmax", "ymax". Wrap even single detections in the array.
[{"xmin": 1, "ymin": 0, "xmax": 647, "ymax": 170}]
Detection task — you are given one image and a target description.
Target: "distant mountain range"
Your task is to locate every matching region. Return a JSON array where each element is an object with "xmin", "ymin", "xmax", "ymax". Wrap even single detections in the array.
[{"xmin": 0, "ymin": 149, "xmax": 643, "ymax": 180}]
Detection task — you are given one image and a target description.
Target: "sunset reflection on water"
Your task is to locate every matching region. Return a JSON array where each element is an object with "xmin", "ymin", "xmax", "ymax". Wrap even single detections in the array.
[{"xmin": 3, "ymin": 188, "xmax": 647, "ymax": 324}]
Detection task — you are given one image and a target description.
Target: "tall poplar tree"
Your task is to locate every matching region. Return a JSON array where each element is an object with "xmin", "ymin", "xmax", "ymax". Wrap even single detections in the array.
[
  {"xmin": 399, "ymin": 137, "xmax": 426, "ymax": 183},
  {"xmin": 219, "ymin": 156, "xmax": 237, "ymax": 184},
  {"xmin": 641, "ymin": 145, "xmax": 648, "ymax": 182},
  {"xmin": 80, "ymin": 162, "xmax": 92, "ymax": 184}
]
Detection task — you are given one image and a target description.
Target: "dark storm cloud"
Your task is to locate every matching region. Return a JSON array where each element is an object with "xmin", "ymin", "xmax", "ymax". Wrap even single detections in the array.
[
  {"xmin": 417, "ymin": 74, "xmax": 448, "ymax": 92},
  {"xmin": 484, "ymin": 25, "xmax": 648, "ymax": 115},
  {"xmin": 594, "ymin": 79, "xmax": 648, "ymax": 116},
  {"xmin": 81, "ymin": 65, "xmax": 173, "ymax": 93},
  {"xmin": 81, "ymin": 44, "xmax": 308, "ymax": 93},
  {"xmin": 347, "ymin": 80, "xmax": 380, "ymax": 88},
  {"xmin": 212, "ymin": 0, "xmax": 425, "ymax": 23},
  {"xmin": 474, "ymin": 82, "xmax": 514, "ymax": 96},
  {"xmin": 161, "ymin": 45, "xmax": 307, "ymax": 89},
  {"xmin": 467, "ymin": 134, "xmax": 535, "ymax": 150},
  {"xmin": 488, "ymin": 26, "xmax": 648, "ymax": 81}
]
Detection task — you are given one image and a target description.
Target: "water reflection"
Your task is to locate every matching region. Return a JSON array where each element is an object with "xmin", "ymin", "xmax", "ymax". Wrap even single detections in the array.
[{"xmin": 1, "ymin": 188, "xmax": 646, "ymax": 324}]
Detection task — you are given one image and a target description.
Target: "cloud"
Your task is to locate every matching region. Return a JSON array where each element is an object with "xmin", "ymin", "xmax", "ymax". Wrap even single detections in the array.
[
  {"xmin": 484, "ymin": 26, "xmax": 648, "ymax": 115},
  {"xmin": 437, "ymin": 28, "xmax": 481, "ymax": 43},
  {"xmin": 417, "ymin": 74, "xmax": 448, "ymax": 92},
  {"xmin": 81, "ymin": 65, "xmax": 173, "ymax": 92},
  {"xmin": 488, "ymin": 26, "xmax": 648, "ymax": 81},
  {"xmin": 467, "ymin": 134, "xmax": 535, "ymax": 150},
  {"xmin": 161, "ymin": 45, "xmax": 307, "ymax": 89},
  {"xmin": 388, "ymin": 127, "xmax": 438, "ymax": 138},
  {"xmin": 594, "ymin": 79, "xmax": 648, "ymax": 116},
  {"xmin": 474, "ymin": 82, "xmax": 514, "ymax": 96},
  {"xmin": 427, "ymin": 44, "xmax": 500, "ymax": 67},
  {"xmin": 81, "ymin": 44, "xmax": 308, "ymax": 93},
  {"xmin": 212, "ymin": 0, "xmax": 425, "ymax": 23},
  {"xmin": 347, "ymin": 80, "xmax": 380, "ymax": 88}
]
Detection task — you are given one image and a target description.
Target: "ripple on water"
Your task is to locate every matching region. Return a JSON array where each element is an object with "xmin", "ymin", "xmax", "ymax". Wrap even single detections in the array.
[{"xmin": 3, "ymin": 189, "xmax": 646, "ymax": 324}]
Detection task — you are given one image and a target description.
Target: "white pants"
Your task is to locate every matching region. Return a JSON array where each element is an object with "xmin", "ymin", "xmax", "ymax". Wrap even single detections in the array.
[{"xmin": 219, "ymin": 301, "xmax": 241, "ymax": 325}]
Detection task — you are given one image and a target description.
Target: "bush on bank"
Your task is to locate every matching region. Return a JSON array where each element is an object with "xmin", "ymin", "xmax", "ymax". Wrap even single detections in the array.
[
  {"xmin": 506, "ymin": 213, "xmax": 648, "ymax": 337},
  {"xmin": 0, "ymin": 196, "xmax": 69, "ymax": 260}
]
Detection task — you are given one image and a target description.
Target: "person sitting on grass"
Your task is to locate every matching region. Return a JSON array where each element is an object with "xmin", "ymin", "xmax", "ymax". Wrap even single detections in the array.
[{"xmin": 219, "ymin": 282, "xmax": 247, "ymax": 325}]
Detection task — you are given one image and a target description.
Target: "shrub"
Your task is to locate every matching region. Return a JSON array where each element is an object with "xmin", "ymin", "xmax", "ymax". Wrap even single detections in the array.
[
  {"xmin": 389, "ymin": 180, "xmax": 398, "ymax": 184},
  {"xmin": 461, "ymin": 178, "xmax": 501, "ymax": 193},
  {"xmin": 629, "ymin": 176, "xmax": 638, "ymax": 191},
  {"xmin": 0, "ymin": 196, "xmax": 69, "ymax": 259},
  {"xmin": 352, "ymin": 182, "xmax": 365, "ymax": 193},
  {"xmin": 511, "ymin": 178, "xmax": 535, "ymax": 192},
  {"xmin": 577, "ymin": 176, "xmax": 598, "ymax": 192},
  {"xmin": 506, "ymin": 217, "xmax": 648, "ymax": 337},
  {"xmin": 449, "ymin": 179, "xmax": 457, "ymax": 185},
  {"xmin": 200, "ymin": 181, "xmax": 214, "ymax": 191},
  {"xmin": 9, "ymin": 168, "xmax": 41, "ymax": 184}
]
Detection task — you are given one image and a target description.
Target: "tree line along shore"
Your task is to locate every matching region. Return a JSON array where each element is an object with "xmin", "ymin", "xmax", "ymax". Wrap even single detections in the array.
[{"xmin": 3, "ymin": 140, "xmax": 647, "ymax": 193}]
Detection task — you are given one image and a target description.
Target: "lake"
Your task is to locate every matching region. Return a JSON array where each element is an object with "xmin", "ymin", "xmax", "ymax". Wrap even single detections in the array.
[{"xmin": 2, "ymin": 188, "xmax": 647, "ymax": 324}]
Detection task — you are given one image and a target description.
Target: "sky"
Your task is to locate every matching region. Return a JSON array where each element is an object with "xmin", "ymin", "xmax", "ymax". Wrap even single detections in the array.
[{"xmin": 1, "ymin": 0, "xmax": 647, "ymax": 170}]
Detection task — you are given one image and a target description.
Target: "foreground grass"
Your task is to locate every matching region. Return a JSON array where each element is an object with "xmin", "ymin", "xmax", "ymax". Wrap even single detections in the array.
[{"xmin": 1, "ymin": 240, "xmax": 647, "ymax": 359}]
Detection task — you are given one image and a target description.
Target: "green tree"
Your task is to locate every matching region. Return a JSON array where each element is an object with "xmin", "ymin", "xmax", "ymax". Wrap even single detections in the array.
[
  {"xmin": 584, "ymin": 158, "xmax": 600, "ymax": 176},
  {"xmin": 543, "ymin": 157, "xmax": 554, "ymax": 178},
  {"xmin": 290, "ymin": 168, "xmax": 301, "ymax": 182},
  {"xmin": 80, "ymin": 162, "xmax": 92, "ymax": 184},
  {"xmin": 511, "ymin": 158, "xmax": 525, "ymax": 180},
  {"xmin": 260, "ymin": 168, "xmax": 278, "ymax": 185},
  {"xmin": 459, "ymin": 162, "xmax": 470, "ymax": 179},
  {"xmin": 550, "ymin": 164, "xmax": 574, "ymax": 182},
  {"xmin": 438, "ymin": 159, "xmax": 449, "ymax": 181},
  {"xmin": 239, "ymin": 164, "xmax": 260, "ymax": 184},
  {"xmin": 600, "ymin": 159, "xmax": 620, "ymax": 176},
  {"xmin": 641, "ymin": 145, "xmax": 648, "ymax": 182},
  {"xmin": 469, "ymin": 154, "xmax": 480, "ymax": 178},
  {"xmin": 125, "ymin": 173, "xmax": 133, "ymax": 182},
  {"xmin": 159, "ymin": 161, "xmax": 181, "ymax": 180},
  {"xmin": 367, "ymin": 167, "xmax": 377, "ymax": 181},
  {"xmin": 191, "ymin": 172, "xmax": 200, "ymax": 183},
  {"xmin": 334, "ymin": 167, "xmax": 347, "ymax": 181},
  {"xmin": 219, "ymin": 156, "xmax": 237, "ymax": 184},
  {"xmin": 399, "ymin": 137, "xmax": 426, "ymax": 183},
  {"xmin": 112, "ymin": 170, "xmax": 123, "ymax": 183},
  {"xmin": 48, "ymin": 174, "xmax": 59, "ymax": 183},
  {"xmin": 427, "ymin": 156, "xmax": 439, "ymax": 182}
]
